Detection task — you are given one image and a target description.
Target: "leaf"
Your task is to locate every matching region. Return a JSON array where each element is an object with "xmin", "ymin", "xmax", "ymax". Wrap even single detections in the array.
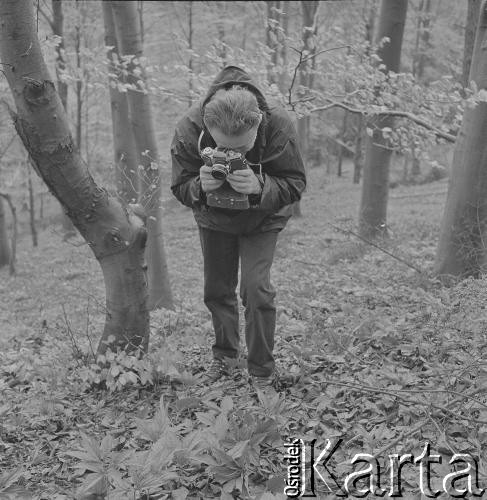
[
  {"xmin": 175, "ymin": 397, "xmax": 201, "ymax": 412},
  {"xmin": 77, "ymin": 473, "xmax": 108, "ymax": 497},
  {"xmin": 210, "ymin": 464, "xmax": 241, "ymax": 484},
  {"xmin": 266, "ymin": 474, "xmax": 286, "ymax": 494},
  {"xmin": 195, "ymin": 411, "xmax": 216, "ymax": 427},
  {"xmin": 172, "ymin": 486, "xmax": 189, "ymax": 500},
  {"xmin": 220, "ymin": 396, "xmax": 233, "ymax": 413},
  {"xmin": 227, "ymin": 440, "xmax": 249, "ymax": 461}
]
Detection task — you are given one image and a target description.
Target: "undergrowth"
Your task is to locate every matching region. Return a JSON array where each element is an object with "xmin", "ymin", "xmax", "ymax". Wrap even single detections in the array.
[{"xmin": 1, "ymin": 170, "xmax": 486, "ymax": 499}]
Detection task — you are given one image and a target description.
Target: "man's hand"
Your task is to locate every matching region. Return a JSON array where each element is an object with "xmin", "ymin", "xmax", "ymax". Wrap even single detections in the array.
[
  {"xmin": 200, "ymin": 165, "xmax": 225, "ymax": 192},
  {"xmin": 227, "ymin": 169, "xmax": 262, "ymax": 195}
]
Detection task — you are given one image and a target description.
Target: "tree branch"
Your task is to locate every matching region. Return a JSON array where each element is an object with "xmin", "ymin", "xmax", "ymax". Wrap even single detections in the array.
[
  {"xmin": 308, "ymin": 99, "xmax": 457, "ymax": 143},
  {"xmin": 329, "ymin": 223, "xmax": 426, "ymax": 274}
]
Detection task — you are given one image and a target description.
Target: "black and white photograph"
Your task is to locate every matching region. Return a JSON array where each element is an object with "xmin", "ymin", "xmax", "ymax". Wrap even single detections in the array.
[{"xmin": 0, "ymin": 0, "xmax": 486, "ymax": 498}]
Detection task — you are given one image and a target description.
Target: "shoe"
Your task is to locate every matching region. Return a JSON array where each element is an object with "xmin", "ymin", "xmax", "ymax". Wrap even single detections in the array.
[
  {"xmin": 205, "ymin": 358, "xmax": 229, "ymax": 382},
  {"xmin": 250, "ymin": 372, "xmax": 277, "ymax": 390}
]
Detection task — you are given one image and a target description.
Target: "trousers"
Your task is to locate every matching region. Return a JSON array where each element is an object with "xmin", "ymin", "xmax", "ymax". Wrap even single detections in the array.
[{"xmin": 198, "ymin": 227, "xmax": 278, "ymax": 377}]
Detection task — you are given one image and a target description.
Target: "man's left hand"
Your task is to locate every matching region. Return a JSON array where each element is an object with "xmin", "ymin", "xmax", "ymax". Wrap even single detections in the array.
[{"xmin": 227, "ymin": 169, "xmax": 262, "ymax": 195}]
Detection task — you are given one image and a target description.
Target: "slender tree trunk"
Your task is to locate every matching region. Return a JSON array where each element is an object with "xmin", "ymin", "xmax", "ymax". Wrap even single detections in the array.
[
  {"xmin": 413, "ymin": 0, "xmax": 431, "ymax": 80},
  {"xmin": 463, "ymin": 0, "xmax": 481, "ymax": 89},
  {"xmin": 337, "ymin": 110, "xmax": 348, "ymax": 177},
  {"xmin": 51, "ymin": 0, "xmax": 75, "ymax": 235},
  {"xmin": 188, "ymin": 1, "xmax": 194, "ymax": 107},
  {"xmin": 0, "ymin": 198, "xmax": 10, "ymax": 268},
  {"xmin": 75, "ymin": 24, "xmax": 82, "ymax": 152},
  {"xmin": 353, "ymin": 115, "xmax": 365, "ymax": 184},
  {"xmin": 52, "ymin": 0, "xmax": 67, "ymax": 111},
  {"xmin": 359, "ymin": 0, "xmax": 408, "ymax": 239},
  {"xmin": 216, "ymin": 2, "xmax": 227, "ymax": 65},
  {"xmin": 102, "ymin": 2, "xmax": 139, "ymax": 204},
  {"xmin": 435, "ymin": 0, "xmax": 487, "ymax": 278},
  {"xmin": 111, "ymin": 1, "xmax": 174, "ymax": 311},
  {"xmin": 0, "ymin": 0, "xmax": 150, "ymax": 354},
  {"xmin": 296, "ymin": 1, "xmax": 319, "ymax": 162},
  {"xmin": 353, "ymin": 0, "xmax": 376, "ymax": 185},
  {"xmin": 266, "ymin": 1, "xmax": 281, "ymax": 87},
  {"xmin": 27, "ymin": 160, "xmax": 38, "ymax": 247},
  {"xmin": 0, "ymin": 193, "xmax": 16, "ymax": 275}
]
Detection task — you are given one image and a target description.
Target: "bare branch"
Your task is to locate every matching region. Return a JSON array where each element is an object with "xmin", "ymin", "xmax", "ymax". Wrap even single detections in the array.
[
  {"xmin": 329, "ymin": 222, "xmax": 425, "ymax": 274},
  {"xmin": 308, "ymin": 99, "xmax": 457, "ymax": 143}
]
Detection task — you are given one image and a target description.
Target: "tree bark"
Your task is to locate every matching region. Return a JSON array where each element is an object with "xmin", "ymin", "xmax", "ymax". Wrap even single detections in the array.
[
  {"xmin": 110, "ymin": 1, "xmax": 174, "ymax": 311},
  {"xmin": 266, "ymin": 1, "xmax": 281, "ymax": 87},
  {"xmin": 358, "ymin": 0, "xmax": 408, "ymax": 239},
  {"xmin": 296, "ymin": 1, "xmax": 319, "ymax": 161},
  {"xmin": 435, "ymin": 0, "xmax": 487, "ymax": 279},
  {"xmin": 52, "ymin": 0, "xmax": 68, "ymax": 110},
  {"xmin": 0, "ymin": 0, "xmax": 150, "ymax": 354},
  {"xmin": 412, "ymin": 0, "xmax": 432, "ymax": 80},
  {"xmin": 27, "ymin": 159, "xmax": 38, "ymax": 247},
  {"xmin": 51, "ymin": 0, "xmax": 75, "ymax": 236},
  {"xmin": 0, "ymin": 198, "xmax": 11, "ymax": 268},
  {"xmin": 102, "ymin": 2, "xmax": 139, "ymax": 204},
  {"xmin": 463, "ymin": 0, "xmax": 481, "ymax": 89},
  {"xmin": 0, "ymin": 193, "xmax": 16, "ymax": 275}
]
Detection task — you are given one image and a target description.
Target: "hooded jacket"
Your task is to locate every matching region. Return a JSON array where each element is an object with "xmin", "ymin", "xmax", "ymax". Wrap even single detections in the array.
[{"xmin": 170, "ymin": 65, "xmax": 306, "ymax": 234}]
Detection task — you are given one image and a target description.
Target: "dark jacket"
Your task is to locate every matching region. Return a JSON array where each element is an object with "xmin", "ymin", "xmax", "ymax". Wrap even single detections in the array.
[{"xmin": 170, "ymin": 65, "xmax": 306, "ymax": 234}]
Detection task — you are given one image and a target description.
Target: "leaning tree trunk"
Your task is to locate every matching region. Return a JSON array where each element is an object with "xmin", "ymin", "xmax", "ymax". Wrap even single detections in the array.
[
  {"xmin": 435, "ymin": 0, "xmax": 487, "ymax": 279},
  {"xmin": 102, "ymin": 2, "xmax": 139, "ymax": 204},
  {"xmin": 110, "ymin": 1, "xmax": 174, "ymax": 311},
  {"xmin": 358, "ymin": 0, "xmax": 408, "ymax": 239},
  {"xmin": 0, "ymin": 0, "xmax": 149, "ymax": 355}
]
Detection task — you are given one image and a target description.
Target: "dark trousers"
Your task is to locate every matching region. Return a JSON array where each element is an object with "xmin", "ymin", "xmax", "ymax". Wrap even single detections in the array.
[{"xmin": 199, "ymin": 227, "xmax": 278, "ymax": 377}]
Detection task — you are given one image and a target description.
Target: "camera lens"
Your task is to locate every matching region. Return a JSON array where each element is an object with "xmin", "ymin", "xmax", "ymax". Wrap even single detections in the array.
[{"xmin": 211, "ymin": 163, "xmax": 230, "ymax": 180}]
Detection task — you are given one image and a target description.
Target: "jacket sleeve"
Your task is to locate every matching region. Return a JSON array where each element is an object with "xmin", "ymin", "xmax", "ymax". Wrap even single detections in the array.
[
  {"xmin": 170, "ymin": 120, "xmax": 206, "ymax": 209},
  {"xmin": 253, "ymin": 110, "xmax": 306, "ymax": 212}
]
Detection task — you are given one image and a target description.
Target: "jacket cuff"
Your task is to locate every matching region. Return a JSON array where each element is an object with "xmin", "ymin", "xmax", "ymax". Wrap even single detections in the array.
[{"xmin": 249, "ymin": 173, "xmax": 265, "ymax": 208}]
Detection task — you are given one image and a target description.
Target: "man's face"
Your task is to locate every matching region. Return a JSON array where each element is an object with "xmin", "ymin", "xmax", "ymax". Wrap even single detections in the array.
[{"xmin": 208, "ymin": 125, "xmax": 260, "ymax": 154}]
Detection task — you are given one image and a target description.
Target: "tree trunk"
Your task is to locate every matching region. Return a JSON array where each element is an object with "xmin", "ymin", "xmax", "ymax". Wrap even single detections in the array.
[
  {"xmin": 0, "ymin": 198, "xmax": 10, "ymax": 268},
  {"xmin": 52, "ymin": 0, "xmax": 68, "ymax": 111},
  {"xmin": 296, "ymin": 0, "xmax": 319, "ymax": 162},
  {"xmin": 51, "ymin": 0, "xmax": 75, "ymax": 236},
  {"xmin": 266, "ymin": 1, "xmax": 281, "ymax": 87},
  {"xmin": 353, "ymin": 114, "xmax": 364, "ymax": 184},
  {"xmin": 75, "ymin": 23, "xmax": 82, "ymax": 152},
  {"xmin": 0, "ymin": 0, "xmax": 149, "ymax": 355},
  {"xmin": 463, "ymin": 0, "xmax": 481, "ymax": 89},
  {"xmin": 102, "ymin": 2, "xmax": 139, "ymax": 204},
  {"xmin": 188, "ymin": 1, "xmax": 194, "ymax": 107},
  {"xmin": 27, "ymin": 159, "xmax": 38, "ymax": 247},
  {"xmin": 435, "ymin": 0, "xmax": 487, "ymax": 279},
  {"xmin": 358, "ymin": 0, "xmax": 408, "ymax": 239},
  {"xmin": 110, "ymin": 1, "xmax": 174, "ymax": 311},
  {"xmin": 413, "ymin": 0, "xmax": 432, "ymax": 81},
  {"xmin": 337, "ymin": 110, "xmax": 349, "ymax": 177}
]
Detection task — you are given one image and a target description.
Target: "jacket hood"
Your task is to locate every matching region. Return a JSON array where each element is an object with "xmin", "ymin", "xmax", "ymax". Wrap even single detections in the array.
[{"xmin": 202, "ymin": 65, "xmax": 269, "ymax": 111}]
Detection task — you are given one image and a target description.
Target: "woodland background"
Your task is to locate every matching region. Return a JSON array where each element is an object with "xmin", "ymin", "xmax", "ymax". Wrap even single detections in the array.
[{"xmin": 1, "ymin": 1, "xmax": 487, "ymax": 499}]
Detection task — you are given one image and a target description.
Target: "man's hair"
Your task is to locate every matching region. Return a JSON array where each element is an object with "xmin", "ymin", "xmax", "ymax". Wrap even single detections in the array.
[{"xmin": 203, "ymin": 86, "xmax": 261, "ymax": 136}]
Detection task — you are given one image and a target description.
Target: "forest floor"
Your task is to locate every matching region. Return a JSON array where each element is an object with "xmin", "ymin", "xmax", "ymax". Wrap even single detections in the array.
[{"xmin": 1, "ymin": 161, "xmax": 486, "ymax": 499}]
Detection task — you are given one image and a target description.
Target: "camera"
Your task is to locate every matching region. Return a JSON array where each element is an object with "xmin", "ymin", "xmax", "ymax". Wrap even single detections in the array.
[
  {"xmin": 201, "ymin": 147, "xmax": 248, "ymax": 180},
  {"xmin": 200, "ymin": 146, "xmax": 250, "ymax": 210}
]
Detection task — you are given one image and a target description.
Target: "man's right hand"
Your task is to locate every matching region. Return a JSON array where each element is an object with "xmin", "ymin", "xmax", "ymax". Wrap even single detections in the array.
[{"xmin": 200, "ymin": 165, "xmax": 225, "ymax": 192}]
